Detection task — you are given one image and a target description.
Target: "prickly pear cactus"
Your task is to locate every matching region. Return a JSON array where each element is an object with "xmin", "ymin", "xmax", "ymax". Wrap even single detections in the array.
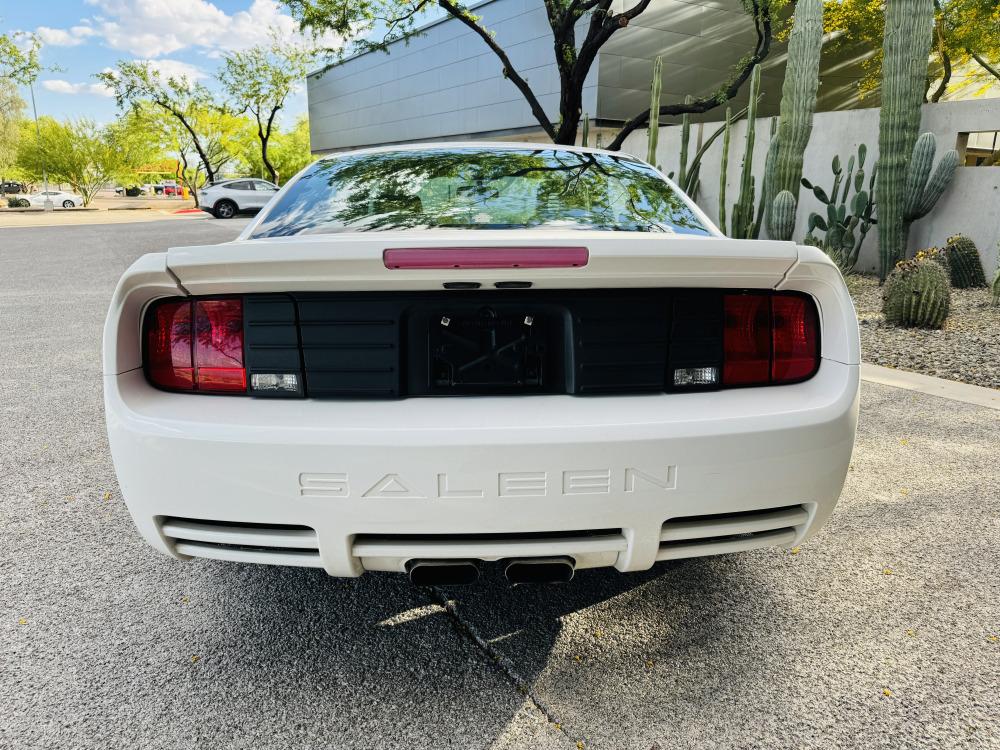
[
  {"xmin": 882, "ymin": 255, "xmax": 951, "ymax": 329},
  {"xmin": 942, "ymin": 234, "xmax": 987, "ymax": 288}
]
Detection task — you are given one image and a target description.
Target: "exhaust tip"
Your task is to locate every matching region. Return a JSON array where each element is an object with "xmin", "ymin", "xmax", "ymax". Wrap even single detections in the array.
[
  {"xmin": 406, "ymin": 559, "xmax": 480, "ymax": 586},
  {"xmin": 504, "ymin": 556, "xmax": 575, "ymax": 585}
]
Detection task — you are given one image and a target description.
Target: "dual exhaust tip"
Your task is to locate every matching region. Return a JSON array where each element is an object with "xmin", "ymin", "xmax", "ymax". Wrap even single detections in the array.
[{"xmin": 406, "ymin": 557, "xmax": 575, "ymax": 586}]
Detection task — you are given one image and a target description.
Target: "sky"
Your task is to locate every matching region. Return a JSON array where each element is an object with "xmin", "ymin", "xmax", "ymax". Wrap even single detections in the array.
[{"xmin": 1, "ymin": 0, "xmax": 343, "ymax": 125}]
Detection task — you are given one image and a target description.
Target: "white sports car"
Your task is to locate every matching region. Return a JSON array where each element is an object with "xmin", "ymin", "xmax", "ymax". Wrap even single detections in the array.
[{"xmin": 104, "ymin": 144, "xmax": 859, "ymax": 585}]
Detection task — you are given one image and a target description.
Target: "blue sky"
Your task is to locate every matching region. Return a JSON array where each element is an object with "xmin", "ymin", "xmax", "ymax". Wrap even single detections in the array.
[{"xmin": 2, "ymin": 0, "xmax": 341, "ymax": 125}]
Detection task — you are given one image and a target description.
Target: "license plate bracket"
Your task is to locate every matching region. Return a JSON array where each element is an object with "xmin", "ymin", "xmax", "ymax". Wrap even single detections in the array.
[{"xmin": 429, "ymin": 306, "xmax": 549, "ymax": 391}]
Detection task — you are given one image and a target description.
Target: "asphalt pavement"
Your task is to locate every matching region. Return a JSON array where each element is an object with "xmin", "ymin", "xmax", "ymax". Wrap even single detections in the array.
[{"xmin": 2, "ymin": 220, "xmax": 998, "ymax": 750}]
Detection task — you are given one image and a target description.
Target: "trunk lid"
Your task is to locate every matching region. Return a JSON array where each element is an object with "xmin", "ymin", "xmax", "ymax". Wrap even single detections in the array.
[{"xmin": 166, "ymin": 231, "xmax": 798, "ymax": 295}]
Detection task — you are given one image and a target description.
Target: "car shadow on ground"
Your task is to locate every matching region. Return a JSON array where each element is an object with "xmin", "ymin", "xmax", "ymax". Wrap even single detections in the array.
[{"xmin": 187, "ymin": 555, "xmax": 776, "ymax": 743}]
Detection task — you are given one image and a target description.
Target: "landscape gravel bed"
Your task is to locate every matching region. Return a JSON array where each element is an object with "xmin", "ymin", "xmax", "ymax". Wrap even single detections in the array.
[{"xmin": 848, "ymin": 274, "xmax": 1000, "ymax": 389}]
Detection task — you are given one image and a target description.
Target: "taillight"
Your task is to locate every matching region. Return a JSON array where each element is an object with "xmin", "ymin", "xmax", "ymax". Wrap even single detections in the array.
[
  {"xmin": 722, "ymin": 292, "xmax": 819, "ymax": 386},
  {"xmin": 145, "ymin": 298, "xmax": 246, "ymax": 393}
]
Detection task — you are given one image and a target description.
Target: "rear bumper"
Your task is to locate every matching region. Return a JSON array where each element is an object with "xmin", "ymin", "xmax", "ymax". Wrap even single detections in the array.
[{"xmin": 105, "ymin": 360, "xmax": 859, "ymax": 577}]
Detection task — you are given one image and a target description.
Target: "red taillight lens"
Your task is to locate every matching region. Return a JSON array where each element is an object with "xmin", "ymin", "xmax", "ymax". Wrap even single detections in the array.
[
  {"xmin": 723, "ymin": 294, "xmax": 771, "ymax": 385},
  {"xmin": 771, "ymin": 294, "xmax": 819, "ymax": 382},
  {"xmin": 723, "ymin": 293, "xmax": 819, "ymax": 386},
  {"xmin": 146, "ymin": 298, "xmax": 245, "ymax": 393},
  {"xmin": 147, "ymin": 301, "xmax": 193, "ymax": 389}
]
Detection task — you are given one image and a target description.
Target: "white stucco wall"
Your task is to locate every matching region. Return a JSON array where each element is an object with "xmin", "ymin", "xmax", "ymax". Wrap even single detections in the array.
[{"xmin": 621, "ymin": 98, "xmax": 1000, "ymax": 275}]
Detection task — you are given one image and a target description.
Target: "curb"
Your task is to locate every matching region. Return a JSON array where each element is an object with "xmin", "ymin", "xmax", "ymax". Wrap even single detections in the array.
[{"xmin": 861, "ymin": 363, "xmax": 1000, "ymax": 410}]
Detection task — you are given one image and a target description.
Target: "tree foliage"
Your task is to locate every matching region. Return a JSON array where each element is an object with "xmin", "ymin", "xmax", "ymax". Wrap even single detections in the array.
[
  {"xmin": 824, "ymin": 0, "xmax": 1000, "ymax": 101},
  {"xmin": 97, "ymin": 61, "xmax": 225, "ymax": 183},
  {"xmin": 0, "ymin": 31, "xmax": 42, "ymax": 85},
  {"xmin": 16, "ymin": 117, "xmax": 161, "ymax": 205},
  {"xmin": 217, "ymin": 37, "xmax": 316, "ymax": 183},
  {"xmin": 281, "ymin": 0, "xmax": 781, "ymax": 148},
  {"xmin": 0, "ymin": 79, "xmax": 25, "ymax": 179},
  {"xmin": 239, "ymin": 115, "xmax": 315, "ymax": 184}
]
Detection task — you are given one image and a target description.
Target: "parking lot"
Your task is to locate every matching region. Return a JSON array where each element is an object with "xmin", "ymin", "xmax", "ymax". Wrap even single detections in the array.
[{"xmin": 2, "ymin": 220, "xmax": 998, "ymax": 749}]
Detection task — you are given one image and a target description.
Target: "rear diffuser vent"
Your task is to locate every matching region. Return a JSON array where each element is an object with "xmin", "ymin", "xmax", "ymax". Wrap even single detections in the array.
[
  {"xmin": 657, "ymin": 505, "xmax": 809, "ymax": 561},
  {"xmin": 160, "ymin": 517, "xmax": 323, "ymax": 568}
]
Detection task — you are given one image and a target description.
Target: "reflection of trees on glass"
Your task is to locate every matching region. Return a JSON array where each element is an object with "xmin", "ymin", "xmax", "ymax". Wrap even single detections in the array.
[{"xmin": 252, "ymin": 148, "xmax": 711, "ymax": 238}]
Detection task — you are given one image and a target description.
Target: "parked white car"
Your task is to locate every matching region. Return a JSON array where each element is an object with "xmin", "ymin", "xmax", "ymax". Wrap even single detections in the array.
[
  {"xmin": 104, "ymin": 143, "xmax": 860, "ymax": 586},
  {"xmin": 26, "ymin": 190, "xmax": 83, "ymax": 208},
  {"xmin": 198, "ymin": 178, "xmax": 279, "ymax": 218}
]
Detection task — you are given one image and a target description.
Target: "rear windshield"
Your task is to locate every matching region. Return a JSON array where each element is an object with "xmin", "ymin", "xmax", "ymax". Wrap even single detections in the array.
[{"xmin": 250, "ymin": 147, "xmax": 711, "ymax": 238}]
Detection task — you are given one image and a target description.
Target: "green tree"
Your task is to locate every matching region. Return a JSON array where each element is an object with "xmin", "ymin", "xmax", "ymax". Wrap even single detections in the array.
[
  {"xmin": 17, "ymin": 117, "xmax": 162, "ymax": 205},
  {"xmin": 239, "ymin": 115, "xmax": 315, "ymax": 184},
  {"xmin": 0, "ymin": 31, "xmax": 42, "ymax": 85},
  {"xmin": 824, "ymin": 0, "xmax": 1000, "ymax": 101},
  {"xmin": 97, "ymin": 61, "xmax": 225, "ymax": 183},
  {"xmin": 218, "ymin": 38, "xmax": 316, "ymax": 183},
  {"xmin": 0, "ymin": 79, "xmax": 25, "ymax": 181},
  {"xmin": 281, "ymin": 0, "xmax": 780, "ymax": 149}
]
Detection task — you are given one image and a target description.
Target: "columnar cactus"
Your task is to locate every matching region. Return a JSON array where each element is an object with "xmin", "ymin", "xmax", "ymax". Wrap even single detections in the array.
[
  {"xmin": 581, "ymin": 113, "xmax": 590, "ymax": 147},
  {"xmin": 729, "ymin": 65, "xmax": 761, "ymax": 239},
  {"xmin": 771, "ymin": 190, "xmax": 797, "ymax": 241},
  {"xmin": 678, "ymin": 96, "xmax": 693, "ymax": 192},
  {"xmin": 991, "ymin": 253, "xmax": 1000, "ymax": 306},
  {"xmin": 882, "ymin": 255, "xmax": 951, "ymax": 328},
  {"xmin": 647, "ymin": 56, "xmax": 662, "ymax": 166},
  {"xmin": 877, "ymin": 0, "xmax": 936, "ymax": 280},
  {"xmin": 764, "ymin": 0, "xmax": 823, "ymax": 240},
  {"xmin": 718, "ymin": 107, "xmax": 732, "ymax": 235},
  {"xmin": 903, "ymin": 133, "xmax": 960, "ymax": 224},
  {"xmin": 942, "ymin": 234, "xmax": 987, "ymax": 288}
]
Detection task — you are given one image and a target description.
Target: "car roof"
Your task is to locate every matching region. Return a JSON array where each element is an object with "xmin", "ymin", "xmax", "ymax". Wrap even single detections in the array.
[{"xmin": 316, "ymin": 141, "xmax": 648, "ymax": 165}]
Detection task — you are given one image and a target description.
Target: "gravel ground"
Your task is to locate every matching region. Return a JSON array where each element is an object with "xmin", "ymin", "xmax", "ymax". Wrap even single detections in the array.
[
  {"xmin": 3, "ymin": 222, "xmax": 999, "ymax": 749},
  {"xmin": 848, "ymin": 275, "xmax": 1000, "ymax": 389}
]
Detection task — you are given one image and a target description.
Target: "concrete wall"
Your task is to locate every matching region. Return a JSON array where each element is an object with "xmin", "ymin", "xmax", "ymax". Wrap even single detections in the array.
[{"xmin": 621, "ymin": 98, "xmax": 1000, "ymax": 274}]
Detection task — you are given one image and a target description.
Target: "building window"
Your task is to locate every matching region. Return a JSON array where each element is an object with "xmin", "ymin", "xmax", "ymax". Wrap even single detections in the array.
[{"xmin": 957, "ymin": 131, "xmax": 1000, "ymax": 166}]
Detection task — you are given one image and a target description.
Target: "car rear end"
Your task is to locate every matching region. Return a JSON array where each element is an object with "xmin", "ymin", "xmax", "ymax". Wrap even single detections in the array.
[{"xmin": 103, "ymin": 145, "xmax": 859, "ymax": 582}]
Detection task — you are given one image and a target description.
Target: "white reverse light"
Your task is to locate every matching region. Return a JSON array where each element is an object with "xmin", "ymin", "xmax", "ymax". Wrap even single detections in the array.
[
  {"xmin": 251, "ymin": 373, "xmax": 300, "ymax": 392},
  {"xmin": 673, "ymin": 366, "xmax": 719, "ymax": 386}
]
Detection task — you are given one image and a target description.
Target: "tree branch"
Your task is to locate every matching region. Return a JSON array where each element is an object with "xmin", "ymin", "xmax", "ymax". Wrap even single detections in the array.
[
  {"xmin": 929, "ymin": 49, "xmax": 951, "ymax": 102},
  {"xmin": 437, "ymin": 0, "xmax": 557, "ymax": 140},
  {"xmin": 970, "ymin": 50, "xmax": 1000, "ymax": 82},
  {"xmin": 606, "ymin": 0, "xmax": 772, "ymax": 151}
]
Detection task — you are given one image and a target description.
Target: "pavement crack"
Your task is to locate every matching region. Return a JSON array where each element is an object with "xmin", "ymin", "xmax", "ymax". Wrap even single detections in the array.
[{"xmin": 420, "ymin": 585, "xmax": 578, "ymax": 746}]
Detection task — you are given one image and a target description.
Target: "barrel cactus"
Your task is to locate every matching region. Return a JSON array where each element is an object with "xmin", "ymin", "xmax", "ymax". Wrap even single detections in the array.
[
  {"xmin": 941, "ymin": 234, "xmax": 987, "ymax": 288},
  {"xmin": 882, "ymin": 256, "xmax": 951, "ymax": 329}
]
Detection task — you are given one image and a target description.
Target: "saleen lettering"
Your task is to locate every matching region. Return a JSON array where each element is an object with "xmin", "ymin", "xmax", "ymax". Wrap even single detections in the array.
[{"xmin": 298, "ymin": 467, "xmax": 678, "ymax": 499}]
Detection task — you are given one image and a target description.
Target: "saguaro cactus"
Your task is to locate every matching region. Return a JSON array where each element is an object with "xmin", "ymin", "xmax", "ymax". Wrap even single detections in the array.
[
  {"xmin": 902, "ymin": 133, "xmax": 959, "ymax": 224},
  {"xmin": 647, "ymin": 56, "xmax": 663, "ymax": 166},
  {"xmin": 877, "ymin": 0, "xmax": 936, "ymax": 280},
  {"xmin": 765, "ymin": 0, "xmax": 824, "ymax": 240}
]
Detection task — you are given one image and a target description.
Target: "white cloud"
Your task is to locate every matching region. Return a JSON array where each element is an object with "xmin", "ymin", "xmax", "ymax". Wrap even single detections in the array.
[
  {"xmin": 84, "ymin": 0, "xmax": 339, "ymax": 58},
  {"xmin": 139, "ymin": 59, "xmax": 207, "ymax": 83},
  {"xmin": 36, "ymin": 25, "xmax": 98, "ymax": 47},
  {"xmin": 41, "ymin": 79, "xmax": 114, "ymax": 97}
]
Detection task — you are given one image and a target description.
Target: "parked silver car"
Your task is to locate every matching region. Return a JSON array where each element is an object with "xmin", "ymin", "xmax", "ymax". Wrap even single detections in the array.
[{"xmin": 198, "ymin": 179, "xmax": 279, "ymax": 219}]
